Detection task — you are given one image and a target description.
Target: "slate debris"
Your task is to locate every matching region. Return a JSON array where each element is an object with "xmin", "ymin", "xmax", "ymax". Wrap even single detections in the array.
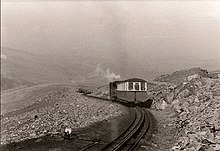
[
  {"xmin": 154, "ymin": 67, "xmax": 209, "ymax": 84},
  {"xmin": 151, "ymin": 71, "xmax": 220, "ymax": 151},
  {"xmin": 1, "ymin": 88, "xmax": 126, "ymax": 145},
  {"xmin": 170, "ymin": 78, "xmax": 220, "ymax": 151}
]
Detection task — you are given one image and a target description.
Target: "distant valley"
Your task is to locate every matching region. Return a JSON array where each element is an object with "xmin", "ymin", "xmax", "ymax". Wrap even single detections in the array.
[
  {"xmin": 1, "ymin": 47, "xmax": 219, "ymax": 91},
  {"xmin": 1, "ymin": 47, "xmax": 118, "ymax": 90}
]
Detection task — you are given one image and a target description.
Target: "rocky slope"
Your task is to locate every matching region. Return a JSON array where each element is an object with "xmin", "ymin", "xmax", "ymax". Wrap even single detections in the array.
[
  {"xmin": 154, "ymin": 67, "xmax": 209, "ymax": 84},
  {"xmin": 150, "ymin": 68, "xmax": 220, "ymax": 150},
  {"xmin": 1, "ymin": 86, "xmax": 127, "ymax": 145},
  {"xmin": 171, "ymin": 78, "xmax": 220, "ymax": 151}
]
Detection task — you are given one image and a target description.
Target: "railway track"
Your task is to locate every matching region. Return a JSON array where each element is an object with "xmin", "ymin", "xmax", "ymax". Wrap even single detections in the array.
[
  {"xmin": 101, "ymin": 107, "xmax": 150, "ymax": 151},
  {"xmin": 80, "ymin": 94, "xmax": 152, "ymax": 151}
]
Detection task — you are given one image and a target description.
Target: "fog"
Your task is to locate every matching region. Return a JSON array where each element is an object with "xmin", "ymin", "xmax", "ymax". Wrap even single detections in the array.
[{"xmin": 2, "ymin": 1, "xmax": 220, "ymax": 79}]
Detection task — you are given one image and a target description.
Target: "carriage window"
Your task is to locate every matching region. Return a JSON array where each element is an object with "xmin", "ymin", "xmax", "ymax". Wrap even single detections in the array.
[
  {"xmin": 128, "ymin": 82, "xmax": 133, "ymax": 90},
  {"xmin": 134, "ymin": 83, "xmax": 139, "ymax": 91},
  {"xmin": 141, "ymin": 82, "xmax": 145, "ymax": 91}
]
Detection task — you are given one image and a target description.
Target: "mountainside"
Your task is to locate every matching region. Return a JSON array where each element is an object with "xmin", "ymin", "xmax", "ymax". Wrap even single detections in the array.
[
  {"xmin": 1, "ymin": 84, "xmax": 63, "ymax": 115},
  {"xmin": 1, "ymin": 84, "xmax": 127, "ymax": 146},
  {"xmin": 154, "ymin": 67, "xmax": 209, "ymax": 84},
  {"xmin": 1, "ymin": 47, "xmax": 71, "ymax": 84},
  {"xmin": 149, "ymin": 68, "xmax": 220, "ymax": 151},
  {"xmin": 1, "ymin": 47, "xmax": 120, "ymax": 90},
  {"xmin": 1, "ymin": 76, "xmax": 35, "ymax": 91}
]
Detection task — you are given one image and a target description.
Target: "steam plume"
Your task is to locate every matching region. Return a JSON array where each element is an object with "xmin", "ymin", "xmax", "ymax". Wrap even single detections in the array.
[
  {"xmin": 94, "ymin": 64, "xmax": 121, "ymax": 82},
  {"xmin": 105, "ymin": 68, "xmax": 121, "ymax": 82}
]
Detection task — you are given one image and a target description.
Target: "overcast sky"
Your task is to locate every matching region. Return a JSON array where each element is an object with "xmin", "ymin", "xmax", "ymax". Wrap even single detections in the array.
[{"xmin": 2, "ymin": 1, "xmax": 220, "ymax": 75}]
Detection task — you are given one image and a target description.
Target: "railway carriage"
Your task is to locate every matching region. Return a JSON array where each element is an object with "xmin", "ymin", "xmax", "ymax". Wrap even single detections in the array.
[{"xmin": 110, "ymin": 78, "xmax": 148, "ymax": 103}]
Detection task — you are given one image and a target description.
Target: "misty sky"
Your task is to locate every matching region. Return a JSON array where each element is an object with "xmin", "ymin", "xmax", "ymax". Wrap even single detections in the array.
[{"xmin": 2, "ymin": 1, "xmax": 220, "ymax": 77}]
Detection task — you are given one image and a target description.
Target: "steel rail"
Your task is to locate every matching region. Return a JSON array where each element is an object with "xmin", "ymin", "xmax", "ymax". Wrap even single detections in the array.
[
  {"xmin": 79, "ymin": 141, "xmax": 100, "ymax": 151},
  {"xmin": 110, "ymin": 108, "xmax": 144, "ymax": 151},
  {"xmin": 127, "ymin": 110, "xmax": 151, "ymax": 151},
  {"xmin": 101, "ymin": 107, "xmax": 142, "ymax": 151},
  {"xmin": 83, "ymin": 94, "xmax": 152, "ymax": 151},
  {"xmin": 101, "ymin": 107, "xmax": 151, "ymax": 151}
]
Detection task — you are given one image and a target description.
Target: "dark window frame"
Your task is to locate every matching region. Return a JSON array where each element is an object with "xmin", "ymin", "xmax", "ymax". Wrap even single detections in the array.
[
  {"xmin": 134, "ymin": 82, "xmax": 140, "ymax": 91},
  {"xmin": 128, "ymin": 82, "xmax": 133, "ymax": 90},
  {"xmin": 141, "ymin": 82, "xmax": 145, "ymax": 91}
]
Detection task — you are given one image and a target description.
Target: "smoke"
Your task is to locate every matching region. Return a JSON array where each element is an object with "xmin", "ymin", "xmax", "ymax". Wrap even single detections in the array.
[
  {"xmin": 1, "ymin": 54, "xmax": 7, "ymax": 59},
  {"xmin": 105, "ymin": 68, "xmax": 121, "ymax": 82},
  {"xmin": 95, "ymin": 64, "xmax": 121, "ymax": 82}
]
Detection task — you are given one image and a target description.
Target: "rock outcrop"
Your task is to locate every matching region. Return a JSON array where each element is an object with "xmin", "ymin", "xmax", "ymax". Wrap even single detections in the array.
[
  {"xmin": 171, "ymin": 78, "xmax": 220, "ymax": 151},
  {"xmin": 154, "ymin": 67, "xmax": 209, "ymax": 84},
  {"xmin": 151, "ymin": 68, "xmax": 220, "ymax": 150}
]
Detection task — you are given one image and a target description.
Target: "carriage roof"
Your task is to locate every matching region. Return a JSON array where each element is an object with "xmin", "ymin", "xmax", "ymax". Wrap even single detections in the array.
[{"xmin": 112, "ymin": 78, "xmax": 146, "ymax": 84}]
